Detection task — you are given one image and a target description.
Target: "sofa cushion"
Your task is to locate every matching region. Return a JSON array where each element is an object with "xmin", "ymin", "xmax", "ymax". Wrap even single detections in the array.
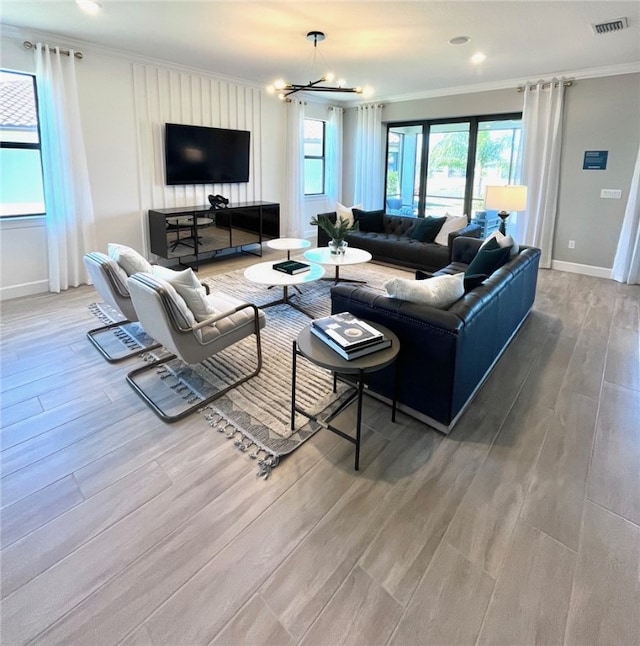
[
  {"xmin": 466, "ymin": 237, "xmax": 511, "ymax": 276},
  {"xmin": 463, "ymin": 273, "xmax": 490, "ymax": 292},
  {"xmin": 481, "ymin": 230, "xmax": 519, "ymax": 257},
  {"xmin": 384, "ymin": 273, "xmax": 464, "ymax": 308},
  {"xmin": 107, "ymin": 243, "xmax": 153, "ymax": 276},
  {"xmin": 353, "ymin": 208, "xmax": 385, "ymax": 233},
  {"xmin": 434, "ymin": 214, "xmax": 468, "ymax": 246},
  {"xmin": 409, "ymin": 216, "xmax": 446, "ymax": 243},
  {"xmin": 151, "ymin": 265, "xmax": 217, "ymax": 322},
  {"xmin": 336, "ymin": 202, "xmax": 361, "ymax": 227}
]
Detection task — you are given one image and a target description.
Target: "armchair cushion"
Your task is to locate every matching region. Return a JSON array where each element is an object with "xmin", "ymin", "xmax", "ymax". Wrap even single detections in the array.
[
  {"xmin": 409, "ymin": 216, "xmax": 446, "ymax": 242},
  {"xmin": 435, "ymin": 214, "xmax": 468, "ymax": 246},
  {"xmin": 151, "ymin": 265, "xmax": 217, "ymax": 322},
  {"xmin": 353, "ymin": 208, "xmax": 385, "ymax": 233},
  {"xmin": 108, "ymin": 243, "xmax": 153, "ymax": 276},
  {"xmin": 384, "ymin": 273, "xmax": 464, "ymax": 309}
]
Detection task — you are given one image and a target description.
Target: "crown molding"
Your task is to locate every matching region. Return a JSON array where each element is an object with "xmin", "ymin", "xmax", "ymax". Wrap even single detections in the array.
[
  {"xmin": 3, "ymin": 22, "xmax": 638, "ymax": 107},
  {"xmin": 353, "ymin": 61, "xmax": 640, "ymax": 107},
  {"xmin": 0, "ymin": 22, "xmax": 265, "ymax": 91}
]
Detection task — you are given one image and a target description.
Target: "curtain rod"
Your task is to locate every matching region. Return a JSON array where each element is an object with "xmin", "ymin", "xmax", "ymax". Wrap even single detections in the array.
[
  {"xmin": 517, "ymin": 80, "xmax": 573, "ymax": 92},
  {"xmin": 23, "ymin": 40, "xmax": 84, "ymax": 59}
]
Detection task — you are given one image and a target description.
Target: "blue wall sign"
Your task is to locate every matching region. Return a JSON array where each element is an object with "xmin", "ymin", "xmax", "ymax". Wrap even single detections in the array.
[{"xmin": 583, "ymin": 150, "xmax": 608, "ymax": 170}]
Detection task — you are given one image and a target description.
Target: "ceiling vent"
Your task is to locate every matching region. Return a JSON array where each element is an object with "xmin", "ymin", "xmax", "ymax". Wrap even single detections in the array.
[{"xmin": 591, "ymin": 17, "xmax": 629, "ymax": 34}]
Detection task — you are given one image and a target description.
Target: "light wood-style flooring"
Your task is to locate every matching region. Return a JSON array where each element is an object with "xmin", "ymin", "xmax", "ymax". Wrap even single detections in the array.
[{"xmin": 1, "ymin": 248, "xmax": 639, "ymax": 646}]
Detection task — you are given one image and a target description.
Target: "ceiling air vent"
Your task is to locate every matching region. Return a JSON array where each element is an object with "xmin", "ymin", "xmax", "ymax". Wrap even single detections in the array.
[{"xmin": 591, "ymin": 17, "xmax": 629, "ymax": 34}]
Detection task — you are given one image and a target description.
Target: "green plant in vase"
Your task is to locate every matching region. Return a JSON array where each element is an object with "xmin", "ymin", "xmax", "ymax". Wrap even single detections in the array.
[{"xmin": 310, "ymin": 214, "xmax": 359, "ymax": 255}]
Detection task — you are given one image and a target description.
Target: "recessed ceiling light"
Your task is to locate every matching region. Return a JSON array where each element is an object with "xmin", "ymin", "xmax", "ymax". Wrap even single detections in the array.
[
  {"xmin": 449, "ymin": 36, "xmax": 471, "ymax": 45},
  {"xmin": 471, "ymin": 52, "xmax": 486, "ymax": 64},
  {"xmin": 76, "ymin": 0, "xmax": 102, "ymax": 15}
]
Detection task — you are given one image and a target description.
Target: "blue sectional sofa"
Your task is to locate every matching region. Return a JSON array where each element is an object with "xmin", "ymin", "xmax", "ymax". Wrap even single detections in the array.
[{"xmin": 330, "ymin": 236, "xmax": 541, "ymax": 432}]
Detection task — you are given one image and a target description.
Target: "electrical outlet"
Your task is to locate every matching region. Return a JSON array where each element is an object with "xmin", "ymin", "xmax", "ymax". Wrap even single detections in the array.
[
  {"xmin": 568, "ymin": 240, "xmax": 576, "ymax": 249},
  {"xmin": 601, "ymin": 189, "xmax": 622, "ymax": 199}
]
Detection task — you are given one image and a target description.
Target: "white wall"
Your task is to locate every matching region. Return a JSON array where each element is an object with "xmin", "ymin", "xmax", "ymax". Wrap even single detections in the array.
[{"xmin": 0, "ymin": 29, "xmax": 288, "ymax": 299}]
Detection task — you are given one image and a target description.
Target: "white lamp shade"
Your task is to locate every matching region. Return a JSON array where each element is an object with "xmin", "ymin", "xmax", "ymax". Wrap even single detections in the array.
[{"xmin": 484, "ymin": 185, "xmax": 528, "ymax": 212}]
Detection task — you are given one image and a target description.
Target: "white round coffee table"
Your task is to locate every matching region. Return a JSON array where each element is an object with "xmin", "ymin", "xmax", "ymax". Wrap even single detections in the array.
[
  {"xmin": 267, "ymin": 238, "xmax": 311, "ymax": 260},
  {"xmin": 244, "ymin": 260, "xmax": 325, "ymax": 316},
  {"xmin": 303, "ymin": 247, "xmax": 373, "ymax": 284}
]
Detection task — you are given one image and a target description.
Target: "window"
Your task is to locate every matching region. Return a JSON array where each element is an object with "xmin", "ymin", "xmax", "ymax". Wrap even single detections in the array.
[
  {"xmin": 0, "ymin": 70, "xmax": 45, "ymax": 217},
  {"xmin": 385, "ymin": 114, "xmax": 522, "ymax": 218},
  {"xmin": 303, "ymin": 118, "xmax": 325, "ymax": 195}
]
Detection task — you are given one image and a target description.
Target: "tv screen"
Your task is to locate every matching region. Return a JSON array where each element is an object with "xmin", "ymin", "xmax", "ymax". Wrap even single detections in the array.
[{"xmin": 164, "ymin": 123, "xmax": 250, "ymax": 185}]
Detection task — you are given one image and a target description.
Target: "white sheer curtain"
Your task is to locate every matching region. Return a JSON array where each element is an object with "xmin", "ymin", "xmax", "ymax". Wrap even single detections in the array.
[
  {"xmin": 325, "ymin": 106, "xmax": 343, "ymax": 205},
  {"xmin": 282, "ymin": 99, "xmax": 306, "ymax": 237},
  {"xmin": 354, "ymin": 104, "xmax": 384, "ymax": 210},
  {"xmin": 612, "ymin": 144, "xmax": 640, "ymax": 284},
  {"xmin": 34, "ymin": 44, "xmax": 96, "ymax": 293},
  {"xmin": 517, "ymin": 80, "xmax": 566, "ymax": 268}
]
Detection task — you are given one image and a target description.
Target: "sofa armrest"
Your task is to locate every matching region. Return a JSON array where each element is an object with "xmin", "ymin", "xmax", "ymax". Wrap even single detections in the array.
[
  {"xmin": 451, "ymin": 236, "xmax": 483, "ymax": 264},
  {"xmin": 447, "ymin": 223, "xmax": 481, "ymax": 261}
]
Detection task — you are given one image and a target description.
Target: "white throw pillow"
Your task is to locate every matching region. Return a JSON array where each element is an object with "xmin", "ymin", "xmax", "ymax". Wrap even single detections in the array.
[
  {"xmin": 434, "ymin": 214, "xmax": 468, "ymax": 246},
  {"xmin": 336, "ymin": 202, "xmax": 362, "ymax": 227},
  {"xmin": 107, "ymin": 243, "xmax": 153, "ymax": 276},
  {"xmin": 151, "ymin": 265, "xmax": 217, "ymax": 322},
  {"xmin": 384, "ymin": 273, "xmax": 464, "ymax": 309},
  {"xmin": 481, "ymin": 230, "xmax": 519, "ymax": 257}
]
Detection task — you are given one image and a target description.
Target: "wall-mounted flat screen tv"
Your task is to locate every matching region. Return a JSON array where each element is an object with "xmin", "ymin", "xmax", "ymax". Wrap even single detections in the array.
[{"xmin": 164, "ymin": 123, "xmax": 250, "ymax": 185}]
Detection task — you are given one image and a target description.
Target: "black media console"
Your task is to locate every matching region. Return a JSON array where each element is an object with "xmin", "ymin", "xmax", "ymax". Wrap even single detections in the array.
[{"xmin": 148, "ymin": 201, "xmax": 280, "ymax": 270}]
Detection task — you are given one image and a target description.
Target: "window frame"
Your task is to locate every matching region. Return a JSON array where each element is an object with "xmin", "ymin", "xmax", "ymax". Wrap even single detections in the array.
[
  {"xmin": 303, "ymin": 117, "xmax": 326, "ymax": 196},
  {"xmin": 384, "ymin": 112, "xmax": 522, "ymax": 218},
  {"xmin": 0, "ymin": 69, "xmax": 46, "ymax": 219}
]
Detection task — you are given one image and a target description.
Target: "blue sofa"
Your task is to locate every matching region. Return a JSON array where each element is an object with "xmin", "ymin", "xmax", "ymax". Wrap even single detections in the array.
[{"xmin": 330, "ymin": 237, "xmax": 541, "ymax": 432}]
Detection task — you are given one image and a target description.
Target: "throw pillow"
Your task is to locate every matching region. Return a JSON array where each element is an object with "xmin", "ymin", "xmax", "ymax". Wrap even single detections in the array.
[
  {"xmin": 352, "ymin": 208, "xmax": 385, "ymax": 233},
  {"xmin": 465, "ymin": 237, "xmax": 511, "ymax": 276},
  {"xmin": 336, "ymin": 202, "xmax": 362, "ymax": 227},
  {"xmin": 408, "ymin": 216, "xmax": 447, "ymax": 243},
  {"xmin": 107, "ymin": 243, "xmax": 153, "ymax": 276},
  {"xmin": 151, "ymin": 265, "xmax": 217, "ymax": 322},
  {"xmin": 384, "ymin": 273, "xmax": 464, "ymax": 309},
  {"xmin": 434, "ymin": 214, "xmax": 468, "ymax": 246},
  {"xmin": 463, "ymin": 273, "xmax": 489, "ymax": 292},
  {"xmin": 481, "ymin": 230, "xmax": 519, "ymax": 257}
]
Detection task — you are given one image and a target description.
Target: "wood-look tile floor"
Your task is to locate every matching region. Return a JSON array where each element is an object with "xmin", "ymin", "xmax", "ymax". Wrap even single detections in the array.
[{"xmin": 1, "ymin": 249, "xmax": 639, "ymax": 646}]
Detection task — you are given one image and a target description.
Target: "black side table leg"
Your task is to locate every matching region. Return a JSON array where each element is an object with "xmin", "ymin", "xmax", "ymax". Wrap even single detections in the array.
[
  {"xmin": 355, "ymin": 371, "xmax": 364, "ymax": 471},
  {"xmin": 291, "ymin": 340, "xmax": 297, "ymax": 431}
]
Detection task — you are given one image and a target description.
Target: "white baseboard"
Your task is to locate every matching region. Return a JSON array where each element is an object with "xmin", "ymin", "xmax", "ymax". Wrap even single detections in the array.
[
  {"xmin": 551, "ymin": 260, "xmax": 612, "ymax": 280},
  {"xmin": 0, "ymin": 279, "xmax": 49, "ymax": 301}
]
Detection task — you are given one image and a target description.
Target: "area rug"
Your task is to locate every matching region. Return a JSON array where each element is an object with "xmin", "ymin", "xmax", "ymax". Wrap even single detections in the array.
[{"xmin": 90, "ymin": 261, "xmax": 411, "ymax": 477}]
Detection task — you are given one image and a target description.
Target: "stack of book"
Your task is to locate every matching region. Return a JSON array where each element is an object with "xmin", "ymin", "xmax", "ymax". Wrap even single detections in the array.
[
  {"xmin": 273, "ymin": 260, "xmax": 310, "ymax": 275},
  {"xmin": 311, "ymin": 312, "xmax": 391, "ymax": 360}
]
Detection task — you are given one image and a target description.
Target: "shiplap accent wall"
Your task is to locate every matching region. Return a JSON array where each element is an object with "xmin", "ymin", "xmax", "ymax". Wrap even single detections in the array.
[{"xmin": 132, "ymin": 64, "xmax": 263, "ymax": 253}]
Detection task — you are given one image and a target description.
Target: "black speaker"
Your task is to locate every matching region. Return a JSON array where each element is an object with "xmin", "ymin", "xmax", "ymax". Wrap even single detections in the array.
[{"xmin": 208, "ymin": 194, "xmax": 229, "ymax": 209}]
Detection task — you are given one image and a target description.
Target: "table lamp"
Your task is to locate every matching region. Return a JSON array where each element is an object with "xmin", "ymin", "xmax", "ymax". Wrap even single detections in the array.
[{"xmin": 484, "ymin": 185, "xmax": 528, "ymax": 235}]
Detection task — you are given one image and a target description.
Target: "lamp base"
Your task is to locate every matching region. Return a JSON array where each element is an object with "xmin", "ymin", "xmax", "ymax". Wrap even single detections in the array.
[{"xmin": 497, "ymin": 210, "xmax": 510, "ymax": 235}]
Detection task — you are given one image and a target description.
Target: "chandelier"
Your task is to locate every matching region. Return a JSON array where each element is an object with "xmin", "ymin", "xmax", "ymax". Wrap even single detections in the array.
[{"xmin": 267, "ymin": 31, "xmax": 372, "ymax": 100}]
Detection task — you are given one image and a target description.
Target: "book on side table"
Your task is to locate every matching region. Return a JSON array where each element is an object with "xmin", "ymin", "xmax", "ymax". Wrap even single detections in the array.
[
  {"xmin": 273, "ymin": 260, "xmax": 310, "ymax": 275},
  {"xmin": 311, "ymin": 312, "xmax": 391, "ymax": 360}
]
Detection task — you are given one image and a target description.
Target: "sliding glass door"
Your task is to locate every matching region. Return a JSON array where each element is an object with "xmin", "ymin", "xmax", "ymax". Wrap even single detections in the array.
[
  {"xmin": 424, "ymin": 122, "xmax": 471, "ymax": 217},
  {"xmin": 384, "ymin": 113, "xmax": 522, "ymax": 219},
  {"xmin": 386, "ymin": 125, "xmax": 422, "ymax": 216}
]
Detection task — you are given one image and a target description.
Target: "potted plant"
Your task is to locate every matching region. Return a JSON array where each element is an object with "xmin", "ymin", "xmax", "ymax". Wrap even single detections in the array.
[{"xmin": 310, "ymin": 214, "xmax": 359, "ymax": 255}]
